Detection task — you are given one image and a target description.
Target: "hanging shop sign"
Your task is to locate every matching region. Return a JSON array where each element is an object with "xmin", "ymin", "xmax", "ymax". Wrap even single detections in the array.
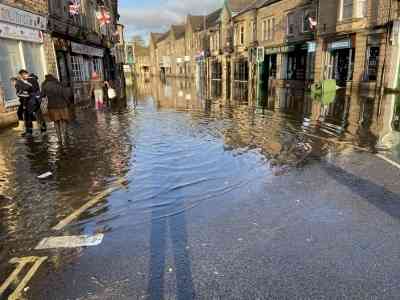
[
  {"xmin": 0, "ymin": 22, "xmax": 43, "ymax": 43},
  {"xmin": 328, "ymin": 39, "xmax": 352, "ymax": 51},
  {"xmin": 71, "ymin": 42, "xmax": 104, "ymax": 57},
  {"xmin": 0, "ymin": 4, "xmax": 46, "ymax": 30}
]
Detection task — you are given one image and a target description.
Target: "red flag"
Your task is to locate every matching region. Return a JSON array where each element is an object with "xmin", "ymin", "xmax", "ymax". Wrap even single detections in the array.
[{"xmin": 97, "ymin": 7, "xmax": 111, "ymax": 26}]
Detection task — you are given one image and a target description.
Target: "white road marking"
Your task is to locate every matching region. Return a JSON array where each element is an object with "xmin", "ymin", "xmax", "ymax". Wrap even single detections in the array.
[
  {"xmin": 35, "ymin": 234, "xmax": 104, "ymax": 250},
  {"xmin": 0, "ymin": 256, "xmax": 47, "ymax": 300},
  {"xmin": 376, "ymin": 154, "xmax": 400, "ymax": 170},
  {"xmin": 52, "ymin": 178, "xmax": 127, "ymax": 230}
]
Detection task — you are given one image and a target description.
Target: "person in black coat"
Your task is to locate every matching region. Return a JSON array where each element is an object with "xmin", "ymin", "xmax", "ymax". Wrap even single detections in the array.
[
  {"xmin": 15, "ymin": 70, "xmax": 46, "ymax": 136},
  {"xmin": 15, "ymin": 70, "xmax": 35, "ymax": 136}
]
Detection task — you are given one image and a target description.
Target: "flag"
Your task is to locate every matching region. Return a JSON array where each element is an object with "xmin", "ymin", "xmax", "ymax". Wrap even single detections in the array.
[
  {"xmin": 97, "ymin": 7, "xmax": 111, "ymax": 26},
  {"xmin": 309, "ymin": 17, "xmax": 317, "ymax": 29},
  {"xmin": 69, "ymin": 0, "xmax": 80, "ymax": 16}
]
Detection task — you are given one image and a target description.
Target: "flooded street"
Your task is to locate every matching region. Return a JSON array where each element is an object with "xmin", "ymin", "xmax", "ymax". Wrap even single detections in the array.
[{"xmin": 1, "ymin": 78, "xmax": 400, "ymax": 299}]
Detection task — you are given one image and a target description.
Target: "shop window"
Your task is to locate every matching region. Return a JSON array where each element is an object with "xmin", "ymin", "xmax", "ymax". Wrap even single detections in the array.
[
  {"xmin": 93, "ymin": 58, "xmax": 104, "ymax": 79},
  {"xmin": 22, "ymin": 42, "xmax": 45, "ymax": 83},
  {"xmin": 365, "ymin": 47, "xmax": 380, "ymax": 81},
  {"xmin": 287, "ymin": 13, "xmax": 296, "ymax": 36},
  {"xmin": 71, "ymin": 55, "xmax": 85, "ymax": 81},
  {"xmin": 0, "ymin": 40, "xmax": 23, "ymax": 101}
]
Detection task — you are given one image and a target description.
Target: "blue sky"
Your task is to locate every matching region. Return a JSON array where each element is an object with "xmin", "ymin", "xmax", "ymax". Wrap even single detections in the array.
[{"xmin": 119, "ymin": 0, "xmax": 223, "ymax": 43}]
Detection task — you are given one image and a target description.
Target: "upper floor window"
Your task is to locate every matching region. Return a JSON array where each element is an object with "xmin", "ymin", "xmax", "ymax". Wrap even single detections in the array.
[
  {"xmin": 287, "ymin": 13, "xmax": 295, "ymax": 36},
  {"xmin": 262, "ymin": 20, "xmax": 267, "ymax": 41},
  {"xmin": 240, "ymin": 26, "xmax": 245, "ymax": 45},
  {"xmin": 339, "ymin": 0, "xmax": 367, "ymax": 20}
]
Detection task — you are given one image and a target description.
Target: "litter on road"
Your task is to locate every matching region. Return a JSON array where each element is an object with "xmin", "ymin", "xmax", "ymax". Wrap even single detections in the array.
[
  {"xmin": 35, "ymin": 234, "xmax": 104, "ymax": 250},
  {"xmin": 37, "ymin": 172, "xmax": 53, "ymax": 179}
]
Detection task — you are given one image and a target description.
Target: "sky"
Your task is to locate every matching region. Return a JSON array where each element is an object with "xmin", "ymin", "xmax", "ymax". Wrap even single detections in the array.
[{"xmin": 119, "ymin": 0, "xmax": 223, "ymax": 44}]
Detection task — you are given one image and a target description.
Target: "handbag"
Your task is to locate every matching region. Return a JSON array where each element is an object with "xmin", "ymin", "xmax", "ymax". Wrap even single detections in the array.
[
  {"xmin": 40, "ymin": 97, "xmax": 48, "ymax": 114},
  {"xmin": 107, "ymin": 88, "xmax": 117, "ymax": 99}
]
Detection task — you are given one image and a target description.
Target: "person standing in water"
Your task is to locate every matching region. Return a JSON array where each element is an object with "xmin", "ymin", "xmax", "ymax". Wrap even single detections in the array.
[
  {"xmin": 41, "ymin": 74, "xmax": 70, "ymax": 142},
  {"xmin": 89, "ymin": 72, "xmax": 104, "ymax": 110}
]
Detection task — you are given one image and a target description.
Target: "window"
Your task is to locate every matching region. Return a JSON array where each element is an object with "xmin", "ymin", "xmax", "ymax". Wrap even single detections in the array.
[
  {"xmin": 365, "ymin": 47, "xmax": 380, "ymax": 81},
  {"xmin": 341, "ymin": 0, "xmax": 353, "ymax": 20},
  {"xmin": 240, "ymin": 26, "xmax": 244, "ymax": 45},
  {"xmin": 262, "ymin": 20, "xmax": 267, "ymax": 41},
  {"xmin": 266, "ymin": 18, "xmax": 275, "ymax": 40},
  {"xmin": 71, "ymin": 55, "xmax": 85, "ymax": 81},
  {"xmin": 287, "ymin": 13, "xmax": 295, "ymax": 35},
  {"xmin": 93, "ymin": 58, "xmax": 104, "ymax": 79},
  {"xmin": 0, "ymin": 40, "xmax": 23, "ymax": 101},
  {"xmin": 22, "ymin": 42, "xmax": 45, "ymax": 83},
  {"xmin": 355, "ymin": 0, "xmax": 367, "ymax": 18}
]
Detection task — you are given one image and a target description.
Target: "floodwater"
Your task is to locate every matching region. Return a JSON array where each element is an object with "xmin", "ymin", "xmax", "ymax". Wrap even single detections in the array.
[{"xmin": 0, "ymin": 77, "xmax": 400, "ymax": 299}]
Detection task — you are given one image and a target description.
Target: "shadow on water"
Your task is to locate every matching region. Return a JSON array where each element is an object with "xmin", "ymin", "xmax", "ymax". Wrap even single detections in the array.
[
  {"xmin": 147, "ymin": 168, "xmax": 194, "ymax": 299},
  {"xmin": 148, "ymin": 204, "xmax": 194, "ymax": 300}
]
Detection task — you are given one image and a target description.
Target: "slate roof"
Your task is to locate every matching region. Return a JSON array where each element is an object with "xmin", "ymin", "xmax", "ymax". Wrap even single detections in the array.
[{"xmin": 171, "ymin": 25, "xmax": 186, "ymax": 39}]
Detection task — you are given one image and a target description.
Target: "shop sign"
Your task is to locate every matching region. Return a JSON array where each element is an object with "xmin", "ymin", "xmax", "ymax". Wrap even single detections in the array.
[
  {"xmin": 0, "ymin": 4, "xmax": 46, "ymax": 30},
  {"xmin": 265, "ymin": 45, "xmax": 295, "ymax": 55},
  {"xmin": 184, "ymin": 56, "xmax": 191, "ymax": 62},
  {"xmin": 0, "ymin": 22, "xmax": 43, "ymax": 43},
  {"xmin": 71, "ymin": 42, "xmax": 104, "ymax": 57},
  {"xmin": 265, "ymin": 47, "xmax": 280, "ymax": 55},
  {"xmin": 307, "ymin": 41, "xmax": 316, "ymax": 53},
  {"xmin": 176, "ymin": 57, "xmax": 183, "ymax": 63},
  {"xmin": 328, "ymin": 39, "xmax": 351, "ymax": 51}
]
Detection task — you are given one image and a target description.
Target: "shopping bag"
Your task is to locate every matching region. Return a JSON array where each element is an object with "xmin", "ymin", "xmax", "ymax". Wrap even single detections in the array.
[{"xmin": 107, "ymin": 88, "xmax": 117, "ymax": 99}]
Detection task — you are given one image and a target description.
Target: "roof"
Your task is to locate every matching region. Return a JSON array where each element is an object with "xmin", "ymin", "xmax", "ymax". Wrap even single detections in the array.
[
  {"xmin": 150, "ymin": 32, "xmax": 163, "ymax": 43},
  {"xmin": 188, "ymin": 15, "xmax": 206, "ymax": 32},
  {"xmin": 134, "ymin": 44, "xmax": 150, "ymax": 57},
  {"xmin": 157, "ymin": 30, "xmax": 170, "ymax": 43},
  {"xmin": 171, "ymin": 25, "xmax": 186, "ymax": 39},
  {"xmin": 227, "ymin": 0, "xmax": 255, "ymax": 13},
  {"xmin": 206, "ymin": 8, "xmax": 222, "ymax": 28}
]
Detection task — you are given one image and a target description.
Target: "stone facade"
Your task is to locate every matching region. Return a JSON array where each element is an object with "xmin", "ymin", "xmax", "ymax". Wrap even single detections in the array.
[
  {"xmin": 48, "ymin": 0, "xmax": 120, "ymax": 102},
  {"xmin": 147, "ymin": 0, "xmax": 400, "ymax": 105}
]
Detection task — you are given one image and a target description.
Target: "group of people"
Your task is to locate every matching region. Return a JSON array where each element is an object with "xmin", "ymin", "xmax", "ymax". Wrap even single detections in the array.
[
  {"xmin": 12, "ymin": 70, "xmax": 71, "ymax": 142},
  {"xmin": 11, "ymin": 70, "xmax": 118, "ymax": 142}
]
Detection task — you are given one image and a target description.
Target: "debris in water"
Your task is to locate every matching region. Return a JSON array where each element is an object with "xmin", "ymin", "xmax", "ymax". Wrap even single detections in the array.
[
  {"xmin": 35, "ymin": 234, "xmax": 104, "ymax": 250},
  {"xmin": 38, "ymin": 172, "xmax": 53, "ymax": 179},
  {"xmin": 167, "ymin": 267, "xmax": 173, "ymax": 273}
]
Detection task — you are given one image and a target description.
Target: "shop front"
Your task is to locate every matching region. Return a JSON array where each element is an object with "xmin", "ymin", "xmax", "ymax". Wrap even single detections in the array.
[
  {"xmin": 53, "ymin": 39, "xmax": 106, "ymax": 102},
  {"xmin": 0, "ymin": 3, "xmax": 47, "ymax": 107},
  {"xmin": 325, "ymin": 38, "xmax": 355, "ymax": 87}
]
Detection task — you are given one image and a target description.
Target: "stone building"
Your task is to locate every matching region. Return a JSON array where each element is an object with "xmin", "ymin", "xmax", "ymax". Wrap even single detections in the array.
[
  {"xmin": 0, "ymin": 0, "xmax": 55, "ymax": 108},
  {"xmin": 48, "ymin": 0, "xmax": 120, "ymax": 102},
  {"xmin": 315, "ymin": 0, "xmax": 399, "ymax": 94}
]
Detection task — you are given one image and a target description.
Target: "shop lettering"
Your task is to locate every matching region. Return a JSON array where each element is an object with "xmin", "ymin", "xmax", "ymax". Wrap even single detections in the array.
[{"xmin": 0, "ymin": 4, "xmax": 46, "ymax": 30}]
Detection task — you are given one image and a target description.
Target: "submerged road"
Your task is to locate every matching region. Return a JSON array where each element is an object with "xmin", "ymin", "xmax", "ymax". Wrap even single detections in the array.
[{"xmin": 1, "ymin": 79, "xmax": 400, "ymax": 299}]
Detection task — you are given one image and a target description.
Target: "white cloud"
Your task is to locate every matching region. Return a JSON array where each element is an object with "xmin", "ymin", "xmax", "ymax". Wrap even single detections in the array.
[{"xmin": 120, "ymin": 0, "xmax": 221, "ymax": 42}]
